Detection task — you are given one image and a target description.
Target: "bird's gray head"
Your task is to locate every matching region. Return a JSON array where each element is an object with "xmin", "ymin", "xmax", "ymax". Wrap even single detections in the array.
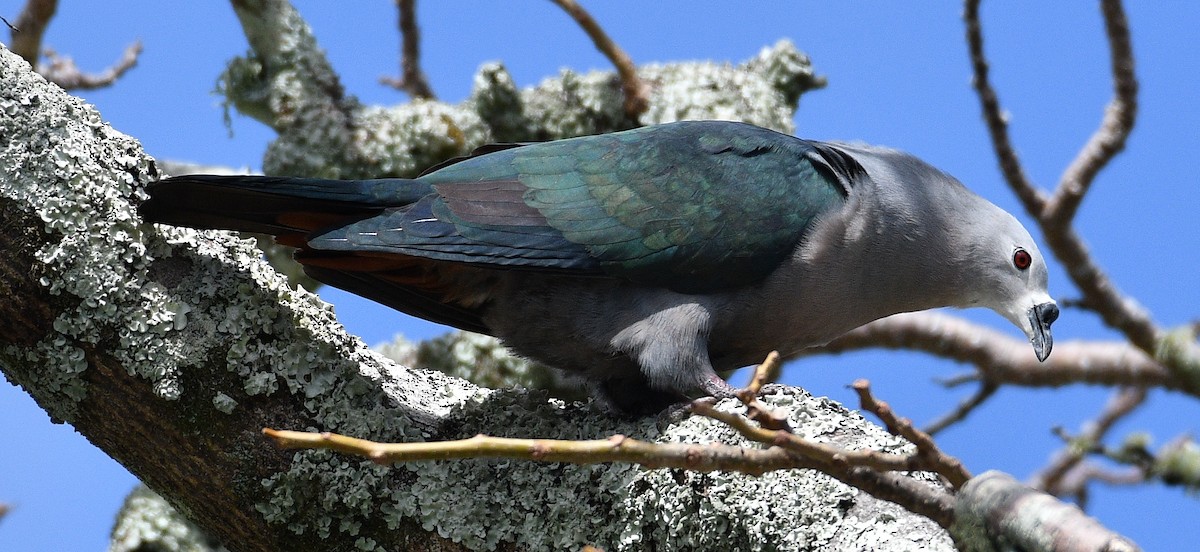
[
  {"xmin": 835, "ymin": 144, "xmax": 1058, "ymax": 361},
  {"xmin": 956, "ymin": 205, "xmax": 1059, "ymax": 361}
]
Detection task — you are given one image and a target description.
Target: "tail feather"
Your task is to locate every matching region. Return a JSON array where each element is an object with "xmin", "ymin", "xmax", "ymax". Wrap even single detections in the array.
[{"xmin": 139, "ymin": 175, "xmax": 430, "ymax": 235}]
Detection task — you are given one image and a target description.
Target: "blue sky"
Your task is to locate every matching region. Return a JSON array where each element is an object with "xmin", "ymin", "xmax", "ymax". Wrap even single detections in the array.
[{"xmin": 2, "ymin": 2, "xmax": 1197, "ymax": 550}]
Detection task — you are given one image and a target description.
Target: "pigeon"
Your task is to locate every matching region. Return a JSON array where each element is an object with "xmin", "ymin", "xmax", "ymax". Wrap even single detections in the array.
[{"xmin": 140, "ymin": 120, "xmax": 1057, "ymax": 413}]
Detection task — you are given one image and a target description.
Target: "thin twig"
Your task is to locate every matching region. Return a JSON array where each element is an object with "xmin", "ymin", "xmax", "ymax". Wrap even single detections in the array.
[
  {"xmin": 11, "ymin": 0, "xmax": 58, "ymax": 63},
  {"xmin": 734, "ymin": 352, "xmax": 792, "ymax": 431},
  {"xmin": 381, "ymin": 0, "xmax": 436, "ymax": 99},
  {"xmin": 935, "ymin": 371, "xmax": 981, "ymax": 388},
  {"xmin": 549, "ymin": 0, "xmax": 650, "ymax": 118},
  {"xmin": 923, "ymin": 381, "xmax": 998, "ymax": 436},
  {"xmin": 1030, "ymin": 386, "xmax": 1147, "ymax": 494},
  {"xmin": 966, "ymin": 0, "xmax": 1166, "ymax": 361},
  {"xmin": 1044, "ymin": 0, "xmax": 1137, "ymax": 224},
  {"xmin": 963, "ymin": 0, "xmax": 1046, "ymax": 215},
  {"xmin": 38, "ymin": 41, "xmax": 143, "ymax": 90},
  {"xmin": 689, "ymin": 402, "xmax": 959, "ymax": 528},
  {"xmin": 745, "ymin": 350, "xmax": 782, "ymax": 394},
  {"xmin": 266, "ymin": 428, "xmax": 795, "ymax": 474},
  {"xmin": 851, "ymin": 380, "xmax": 972, "ymax": 488},
  {"xmin": 1053, "ymin": 461, "xmax": 1146, "ymax": 509}
]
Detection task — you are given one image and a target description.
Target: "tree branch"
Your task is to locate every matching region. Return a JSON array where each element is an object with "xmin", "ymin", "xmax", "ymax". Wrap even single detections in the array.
[
  {"xmin": 549, "ymin": 0, "xmax": 650, "ymax": 119},
  {"xmin": 10, "ymin": 0, "xmax": 57, "ymax": 63},
  {"xmin": 38, "ymin": 41, "xmax": 143, "ymax": 90},
  {"xmin": 965, "ymin": 0, "xmax": 1173, "ymax": 364},
  {"xmin": 952, "ymin": 471, "xmax": 1141, "ymax": 552},
  {"xmin": 963, "ymin": 0, "xmax": 1046, "ymax": 215},
  {"xmin": 380, "ymin": 0, "xmax": 436, "ymax": 99},
  {"xmin": 1044, "ymin": 0, "xmax": 1137, "ymax": 224},
  {"xmin": 851, "ymin": 380, "xmax": 972, "ymax": 489},
  {"xmin": 9, "ymin": 0, "xmax": 142, "ymax": 90},
  {"xmin": 802, "ymin": 312, "xmax": 1188, "ymax": 395},
  {"xmin": 923, "ymin": 381, "xmax": 998, "ymax": 435},
  {"xmin": 1030, "ymin": 386, "xmax": 1147, "ymax": 495}
]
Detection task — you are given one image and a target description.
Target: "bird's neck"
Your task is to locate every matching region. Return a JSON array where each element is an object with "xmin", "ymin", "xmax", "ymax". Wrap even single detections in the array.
[{"xmin": 775, "ymin": 187, "xmax": 969, "ymax": 341}]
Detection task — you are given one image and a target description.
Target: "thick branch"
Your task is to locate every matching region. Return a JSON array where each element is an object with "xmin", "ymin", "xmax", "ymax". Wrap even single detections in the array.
[{"xmin": 952, "ymin": 471, "xmax": 1141, "ymax": 552}]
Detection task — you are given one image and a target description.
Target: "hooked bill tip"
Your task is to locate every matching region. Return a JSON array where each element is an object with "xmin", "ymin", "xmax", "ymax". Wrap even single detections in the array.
[{"xmin": 1029, "ymin": 302, "xmax": 1058, "ymax": 362}]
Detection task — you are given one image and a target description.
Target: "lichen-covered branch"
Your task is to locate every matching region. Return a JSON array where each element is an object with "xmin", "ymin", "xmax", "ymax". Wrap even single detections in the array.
[
  {"xmin": 218, "ymin": 0, "xmax": 819, "ymax": 183},
  {"xmin": 549, "ymin": 0, "xmax": 650, "ymax": 118},
  {"xmin": 1108, "ymin": 434, "xmax": 1200, "ymax": 493},
  {"xmin": 110, "ymin": 486, "xmax": 229, "ymax": 552},
  {"xmin": 951, "ymin": 471, "xmax": 1140, "ymax": 552}
]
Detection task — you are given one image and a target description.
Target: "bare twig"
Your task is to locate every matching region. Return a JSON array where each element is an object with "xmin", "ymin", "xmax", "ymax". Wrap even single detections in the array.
[
  {"xmin": 266, "ymin": 427, "xmax": 798, "ymax": 474},
  {"xmin": 1053, "ymin": 461, "xmax": 1146, "ymax": 509},
  {"xmin": 1030, "ymin": 386, "xmax": 1147, "ymax": 495},
  {"xmin": 11, "ymin": 0, "xmax": 58, "ymax": 63},
  {"xmin": 745, "ymin": 350, "xmax": 782, "ymax": 394},
  {"xmin": 381, "ymin": 0, "xmax": 436, "ymax": 99},
  {"xmin": 10, "ymin": 0, "xmax": 141, "ymax": 90},
  {"xmin": 266, "ymin": 378, "xmax": 961, "ymax": 532},
  {"xmin": 38, "ymin": 41, "xmax": 143, "ymax": 90},
  {"xmin": 803, "ymin": 312, "xmax": 1186, "ymax": 395},
  {"xmin": 851, "ymin": 380, "xmax": 972, "ymax": 488},
  {"xmin": 936, "ymin": 371, "xmax": 981, "ymax": 388},
  {"xmin": 733, "ymin": 351, "xmax": 792, "ymax": 430},
  {"xmin": 923, "ymin": 381, "xmax": 998, "ymax": 436},
  {"xmin": 963, "ymin": 0, "xmax": 1046, "ymax": 214},
  {"xmin": 549, "ymin": 0, "xmax": 650, "ymax": 118},
  {"xmin": 966, "ymin": 0, "xmax": 1167, "ymax": 362},
  {"xmin": 1045, "ymin": 0, "xmax": 1137, "ymax": 224}
]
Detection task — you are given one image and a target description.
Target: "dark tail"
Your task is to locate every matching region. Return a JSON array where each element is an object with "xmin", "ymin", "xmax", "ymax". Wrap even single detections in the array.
[{"xmin": 139, "ymin": 175, "xmax": 431, "ymax": 236}]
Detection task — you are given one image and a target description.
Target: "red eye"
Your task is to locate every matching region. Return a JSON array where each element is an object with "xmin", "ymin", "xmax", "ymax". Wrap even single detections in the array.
[{"xmin": 1013, "ymin": 248, "xmax": 1032, "ymax": 270}]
